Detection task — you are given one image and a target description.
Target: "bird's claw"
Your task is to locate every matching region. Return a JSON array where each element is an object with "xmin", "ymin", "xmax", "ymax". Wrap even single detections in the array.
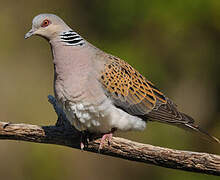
[{"xmin": 99, "ymin": 133, "xmax": 113, "ymax": 150}]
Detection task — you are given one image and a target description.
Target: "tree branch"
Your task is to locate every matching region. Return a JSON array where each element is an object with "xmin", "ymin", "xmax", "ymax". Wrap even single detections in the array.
[{"xmin": 0, "ymin": 121, "xmax": 219, "ymax": 176}]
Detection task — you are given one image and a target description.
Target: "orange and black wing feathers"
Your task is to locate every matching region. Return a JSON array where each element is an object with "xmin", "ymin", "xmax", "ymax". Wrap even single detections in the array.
[
  {"xmin": 100, "ymin": 55, "xmax": 194, "ymax": 125},
  {"xmin": 99, "ymin": 55, "xmax": 219, "ymax": 143},
  {"xmin": 100, "ymin": 55, "xmax": 167, "ymax": 115}
]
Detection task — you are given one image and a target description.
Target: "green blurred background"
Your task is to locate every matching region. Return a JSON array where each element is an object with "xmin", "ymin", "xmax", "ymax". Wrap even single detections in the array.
[{"xmin": 0, "ymin": 0, "xmax": 220, "ymax": 179}]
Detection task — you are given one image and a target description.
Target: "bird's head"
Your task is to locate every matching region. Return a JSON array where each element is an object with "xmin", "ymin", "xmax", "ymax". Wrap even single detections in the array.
[{"xmin": 25, "ymin": 14, "xmax": 71, "ymax": 40}]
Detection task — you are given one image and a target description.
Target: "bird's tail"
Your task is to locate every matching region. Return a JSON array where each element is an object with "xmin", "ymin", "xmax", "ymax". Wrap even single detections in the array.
[
  {"xmin": 147, "ymin": 98, "xmax": 220, "ymax": 144},
  {"xmin": 147, "ymin": 109, "xmax": 220, "ymax": 144},
  {"xmin": 177, "ymin": 122, "xmax": 220, "ymax": 144}
]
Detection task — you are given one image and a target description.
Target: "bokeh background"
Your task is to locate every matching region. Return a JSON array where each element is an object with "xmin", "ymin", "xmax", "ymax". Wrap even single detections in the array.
[{"xmin": 0, "ymin": 0, "xmax": 220, "ymax": 179}]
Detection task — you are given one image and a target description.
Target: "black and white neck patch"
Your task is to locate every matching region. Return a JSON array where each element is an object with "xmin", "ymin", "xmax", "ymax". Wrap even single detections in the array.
[{"xmin": 60, "ymin": 30, "xmax": 85, "ymax": 46}]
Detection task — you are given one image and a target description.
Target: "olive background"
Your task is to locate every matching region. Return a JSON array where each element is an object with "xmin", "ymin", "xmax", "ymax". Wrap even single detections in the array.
[{"xmin": 0, "ymin": 0, "xmax": 220, "ymax": 179}]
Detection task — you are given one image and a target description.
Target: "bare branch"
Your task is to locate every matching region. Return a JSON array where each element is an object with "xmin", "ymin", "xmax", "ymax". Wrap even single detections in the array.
[{"xmin": 0, "ymin": 121, "xmax": 219, "ymax": 176}]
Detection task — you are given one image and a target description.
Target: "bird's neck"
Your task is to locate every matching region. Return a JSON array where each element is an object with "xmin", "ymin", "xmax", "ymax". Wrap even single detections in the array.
[
  {"xmin": 50, "ymin": 30, "xmax": 86, "ymax": 47},
  {"xmin": 49, "ymin": 33, "xmax": 93, "ymax": 80},
  {"xmin": 49, "ymin": 29, "xmax": 88, "ymax": 69}
]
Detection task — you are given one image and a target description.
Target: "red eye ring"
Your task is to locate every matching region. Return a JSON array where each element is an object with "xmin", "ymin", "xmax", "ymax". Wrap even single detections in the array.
[{"xmin": 41, "ymin": 19, "xmax": 50, "ymax": 27}]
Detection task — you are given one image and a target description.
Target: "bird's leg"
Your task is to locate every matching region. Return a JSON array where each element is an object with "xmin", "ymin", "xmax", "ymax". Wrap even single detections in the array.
[
  {"xmin": 80, "ymin": 130, "xmax": 91, "ymax": 150},
  {"xmin": 99, "ymin": 128, "xmax": 117, "ymax": 150},
  {"xmin": 99, "ymin": 133, "xmax": 112, "ymax": 149}
]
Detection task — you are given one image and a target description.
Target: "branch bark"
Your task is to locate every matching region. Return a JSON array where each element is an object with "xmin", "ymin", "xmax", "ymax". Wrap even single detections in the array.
[{"xmin": 0, "ymin": 121, "xmax": 219, "ymax": 176}]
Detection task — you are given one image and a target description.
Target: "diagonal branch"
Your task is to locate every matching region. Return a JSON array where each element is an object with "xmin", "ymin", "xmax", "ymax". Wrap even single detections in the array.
[{"xmin": 0, "ymin": 121, "xmax": 219, "ymax": 176}]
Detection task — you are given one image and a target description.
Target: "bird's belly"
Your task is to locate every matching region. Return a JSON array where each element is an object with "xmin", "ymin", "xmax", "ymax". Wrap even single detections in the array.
[
  {"xmin": 64, "ymin": 99, "xmax": 114, "ymax": 133},
  {"xmin": 64, "ymin": 98, "xmax": 146, "ymax": 133}
]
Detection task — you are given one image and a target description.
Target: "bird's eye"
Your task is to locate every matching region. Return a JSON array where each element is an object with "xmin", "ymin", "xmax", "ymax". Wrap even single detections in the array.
[{"xmin": 41, "ymin": 19, "xmax": 51, "ymax": 27}]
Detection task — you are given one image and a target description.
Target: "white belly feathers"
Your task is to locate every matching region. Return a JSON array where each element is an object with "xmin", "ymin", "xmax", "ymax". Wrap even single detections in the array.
[{"xmin": 63, "ymin": 98, "xmax": 146, "ymax": 133}]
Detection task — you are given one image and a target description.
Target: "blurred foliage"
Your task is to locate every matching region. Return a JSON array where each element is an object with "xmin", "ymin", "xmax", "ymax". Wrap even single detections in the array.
[{"xmin": 0, "ymin": 0, "xmax": 219, "ymax": 179}]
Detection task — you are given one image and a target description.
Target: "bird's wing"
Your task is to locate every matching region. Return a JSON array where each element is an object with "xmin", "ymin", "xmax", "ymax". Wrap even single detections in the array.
[
  {"xmin": 100, "ymin": 55, "xmax": 193, "ymax": 124},
  {"xmin": 99, "ymin": 55, "xmax": 220, "ymax": 143}
]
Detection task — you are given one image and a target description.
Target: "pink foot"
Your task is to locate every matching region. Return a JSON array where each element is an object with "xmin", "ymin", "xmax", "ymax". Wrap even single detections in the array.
[
  {"xmin": 80, "ymin": 142, "xmax": 85, "ymax": 150},
  {"xmin": 99, "ymin": 133, "xmax": 113, "ymax": 150}
]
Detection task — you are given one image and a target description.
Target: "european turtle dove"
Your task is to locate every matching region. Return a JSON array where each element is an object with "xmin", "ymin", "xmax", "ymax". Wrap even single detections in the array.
[{"xmin": 25, "ymin": 14, "xmax": 220, "ymax": 149}]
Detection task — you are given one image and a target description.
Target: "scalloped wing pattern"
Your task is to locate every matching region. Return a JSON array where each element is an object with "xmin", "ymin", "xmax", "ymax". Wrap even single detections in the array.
[{"xmin": 100, "ymin": 55, "xmax": 167, "ymax": 115}]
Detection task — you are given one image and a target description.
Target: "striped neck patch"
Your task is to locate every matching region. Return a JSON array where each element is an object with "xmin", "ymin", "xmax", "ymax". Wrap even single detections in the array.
[{"xmin": 59, "ymin": 30, "xmax": 85, "ymax": 46}]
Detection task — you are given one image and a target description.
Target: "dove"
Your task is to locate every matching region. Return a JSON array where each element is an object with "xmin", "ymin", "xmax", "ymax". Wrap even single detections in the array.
[{"xmin": 25, "ymin": 14, "xmax": 219, "ymax": 149}]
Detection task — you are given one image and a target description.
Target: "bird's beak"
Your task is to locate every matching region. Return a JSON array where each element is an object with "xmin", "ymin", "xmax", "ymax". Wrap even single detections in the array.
[{"xmin": 24, "ymin": 29, "xmax": 35, "ymax": 39}]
